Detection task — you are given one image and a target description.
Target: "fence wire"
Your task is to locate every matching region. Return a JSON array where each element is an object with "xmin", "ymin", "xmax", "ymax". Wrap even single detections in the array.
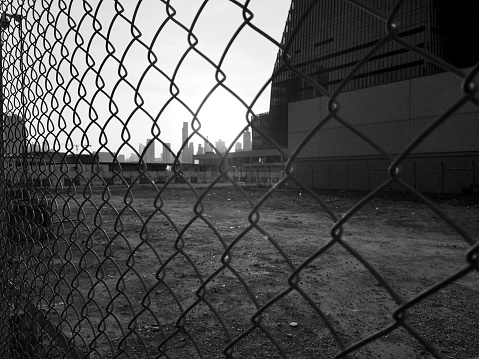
[{"xmin": 0, "ymin": 1, "xmax": 478, "ymax": 358}]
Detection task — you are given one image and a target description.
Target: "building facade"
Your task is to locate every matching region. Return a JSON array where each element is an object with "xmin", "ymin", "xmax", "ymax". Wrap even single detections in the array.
[
  {"xmin": 254, "ymin": 0, "xmax": 478, "ymax": 150},
  {"xmin": 181, "ymin": 122, "xmax": 188, "ymax": 162},
  {"xmin": 289, "ymin": 70, "xmax": 479, "ymax": 193},
  {"xmin": 144, "ymin": 138, "xmax": 155, "ymax": 163},
  {"xmin": 162, "ymin": 142, "xmax": 173, "ymax": 163},
  {"xmin": 242, "ymin": 129, "xmax": 251, "ymax": 150}
]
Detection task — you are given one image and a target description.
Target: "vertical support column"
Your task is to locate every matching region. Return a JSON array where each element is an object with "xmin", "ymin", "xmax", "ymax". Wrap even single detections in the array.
[
  {"xmin": 0, "ymin": 13, "xmax": 9, "ymax": 359},
  {"xmin": 0, "ymin": 13, "xmax": 23, "ymax": 358}
]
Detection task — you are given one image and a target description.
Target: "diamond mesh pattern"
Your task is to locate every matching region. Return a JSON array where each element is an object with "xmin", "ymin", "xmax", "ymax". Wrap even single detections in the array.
[{"xmin": 0, "ymin": 1, "xmax": 478, "ymax": 358}]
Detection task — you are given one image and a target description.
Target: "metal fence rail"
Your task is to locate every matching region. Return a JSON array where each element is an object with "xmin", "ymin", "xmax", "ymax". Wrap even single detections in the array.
[{"xmin": 0, "ymin": 1, "xmax": 478, "ymax": 358}]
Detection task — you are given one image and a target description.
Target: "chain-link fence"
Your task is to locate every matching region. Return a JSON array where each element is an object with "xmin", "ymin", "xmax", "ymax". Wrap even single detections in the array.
[{"xmin": 0, "ymin": 0, "xmax": 478, "ymax": 358}]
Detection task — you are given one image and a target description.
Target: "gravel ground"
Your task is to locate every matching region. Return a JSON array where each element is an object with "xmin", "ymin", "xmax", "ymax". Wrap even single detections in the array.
[{"xmin": 6, "ymin": 185, "xmax": 478, "ymax": 358}]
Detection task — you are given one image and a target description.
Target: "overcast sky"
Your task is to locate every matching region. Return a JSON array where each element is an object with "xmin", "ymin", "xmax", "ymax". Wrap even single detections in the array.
[{"xmin": 36, "ymin": 0, "xmax": 291, "ymax": 158}]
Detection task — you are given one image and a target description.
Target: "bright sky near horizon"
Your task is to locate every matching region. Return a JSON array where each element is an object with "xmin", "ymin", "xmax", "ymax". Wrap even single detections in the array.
[{"xmin": 38, "ymin": 1, "xmax": 291, "ymax": 159}]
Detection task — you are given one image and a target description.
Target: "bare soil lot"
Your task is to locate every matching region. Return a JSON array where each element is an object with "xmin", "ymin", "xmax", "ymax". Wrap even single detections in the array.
[{"xmin": 16, "ymin": 185, "xmax": 479, "ymax": 358}]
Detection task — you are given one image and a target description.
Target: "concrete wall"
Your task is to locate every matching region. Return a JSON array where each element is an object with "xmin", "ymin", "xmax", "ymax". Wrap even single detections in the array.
[
  {"xmin": 292, "ymin": 154, "xmax": 477, "ymax": 194},
  {"xmin": 288, "ymin": 71, "xmax": 479, "ymax": 193}
]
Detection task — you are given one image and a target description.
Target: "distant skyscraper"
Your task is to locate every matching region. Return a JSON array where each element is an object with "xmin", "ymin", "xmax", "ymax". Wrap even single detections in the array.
[
  {"xmin": 242, "ymin": 129, "xmax": 251, "ymax": 151},
  {"xmin": 139, "ymin": 143, "xmax": 145, "ymax": 161},
  {"xmin": 215, "ymin": 139, "xmax": 226, "ymax": 153},
  {"xmin": 182, "ymin": 122, "xmax": 188, "ymax": 162},
  {"xmin": 187, "ymin": 142, "xmax": 195, "ymax": 163},
  {"xmin": 162, "ymin": 143, "xmax": 173, "ymax": 163},
  {"xmin": 204, "ymin": 137, "xmax": 213, "ymax": 153},
  {"xmin": 235, "ymin": 142, "xmax": 242, "ymax": 152},
  {"xmin": 197, "ymin": 144, "xmax": 204, "ymax": 155},
  {"xmin": 145, "ymin": 138, "xmax": 155, "ymax": 163},
  {"xmin": 128, "ymin": 153, "xmax": 139, "ymax": 162},
  {"xmin": 253, "ymin": 0, "xmax": 479, "ymax": 150}
]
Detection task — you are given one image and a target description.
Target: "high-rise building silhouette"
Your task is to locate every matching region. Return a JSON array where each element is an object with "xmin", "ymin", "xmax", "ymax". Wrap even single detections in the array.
[
  {"xmin": 187, "ymin": 143, "xmax": 194, "ymax": 163},
  {"xmin": 162, "ymin": 143, "xmax": 173, "ymax": 163},
  {"xmin": 139, "ymin": 143, "xmax": 145, "ymax": 161},
  {"xmin": 145, "ymin": 138, "xmax": 155, "ymax": 163},
  {"xmin": 181, "ymin": 122, "xmax": 188, "ymax": 162},
  {"xmin": 215, "ymin": 139, "xmax": 227, "ymax": 153},
  {"xmin": 128, "ymin": 152, "xmax": 139, "ymax": 162},
  {"xmin": 242, "ymin": 129, "xmax": 251, "ymax": 151},
  {"xmin": 204, "ymin": 137, "xmax": 212, "ymax": 153},
  {"xmin": 253, "ymin": 0, "xmax": 479, "ymax": 150}
]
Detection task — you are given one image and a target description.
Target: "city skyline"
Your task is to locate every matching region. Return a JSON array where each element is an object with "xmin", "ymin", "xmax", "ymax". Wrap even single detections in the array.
[
  {"xmin": 29, "ymin": 1, "xmax": 291, "ymax": 159},
  {"xmin": 126, "ymin": 127, "xmax": 253, "ymax": 163}
]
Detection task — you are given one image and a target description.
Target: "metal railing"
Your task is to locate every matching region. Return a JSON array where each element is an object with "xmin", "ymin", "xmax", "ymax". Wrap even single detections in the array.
[{"xmin": 0, "ymin": 1, "xmax": 478, "ymax": 358}]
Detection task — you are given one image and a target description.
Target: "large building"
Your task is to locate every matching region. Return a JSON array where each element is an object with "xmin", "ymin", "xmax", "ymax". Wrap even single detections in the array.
[
  {"xmin": 145, "ymin": 138, "xmax": 155, "ymax": 163},
  {"xmin": 253, "ymin": 0, "xmax": 478, "ymax": 150},
  {"xmin": 181, "ymin": 122, "xmax": 195, "ymax": 163},
  {"xmin": 237, "ymin": 0, "xmax": 479, "ymax": 193},
  {"xmin": 162, "ymin": 142, "xmax": 173, "ymax": 163},
  {"xmin": 181, "ymin": 122, "xmax": 188, "ymax": 162},
  {"xmin": 242, "ymin": 129, "xmax": 251, "ymax": 150}
]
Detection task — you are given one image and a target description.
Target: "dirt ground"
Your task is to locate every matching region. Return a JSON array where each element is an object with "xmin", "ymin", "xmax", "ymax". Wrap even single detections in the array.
[{"xmin": 15, "ymin": 184, "xmax": 479, "ymax": 358}]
